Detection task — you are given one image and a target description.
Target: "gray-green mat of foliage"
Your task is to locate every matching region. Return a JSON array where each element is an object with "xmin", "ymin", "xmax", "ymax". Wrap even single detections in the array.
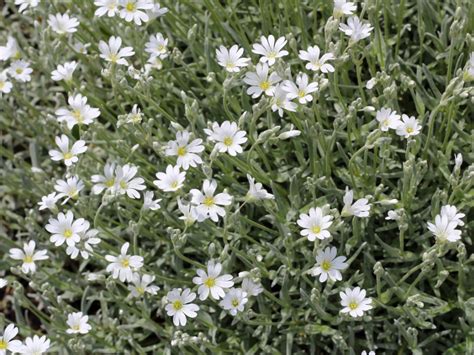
[{"xmin": 0, "ymin": 0, "xmax": 473, "ymax": 354}]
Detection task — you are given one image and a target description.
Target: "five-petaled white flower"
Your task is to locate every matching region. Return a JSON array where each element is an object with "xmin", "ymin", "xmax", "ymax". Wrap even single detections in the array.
[
  {"xmin": 342, "ymin": 187, "xmax": 371, "ymax": 218},
  {"xmin": 165, "ymin": 288, "xmax": 199, "ymax": 326},
  {"xmin": 193, "ymin": 260, "xmax": 234, "ymax": 300},
  {"xmin": 0, "ymin": 36, "xmax": 20, "ymax": 61},
  {"xmin": 216, "ymin": 45, "xmax": 250, "ymax": 72},
  {"xmin": 252, "ymin": 35, "xmax": 288, "ymax": 66},
  {"xmin": 153, "ymin": 165, "xmax": 186, "ymax": 192},
  {"xmin": 55, "ymin": 93, "xmax": 100, "ymax": 129},
  {"xmin": 66, "ymin": 312, "xmax": 92, "ymax": 334},
  {"xmin": 0, "ymin": 70, "xmax": 13, "ymax": 93},
  {"xmin": 145, "ymin": 33, "xmax": 169, "ymax": 59},
  {"xmin": 66, "ymin": 223, "xmax": 101, "ymax": 260},
  {"xmin": 339, "ymin": 16, "xmax": 374, "ymax": 42},
  {"xmin": 94, "ymin": 0, "xmax": 120, "ymax": 17},
  {"xmin": 220, "ymin": 288, "xmax": 248, "ymax": 316},
  {"xmin": 45, "ymin": 210, "xmax": 88, "ymax": 247},
  {"xmin": 333, "ymin": 0, "xmax": 357, "ymax": 18},
  {"xmin": 49, "ymin": 134, "xmax": 87, "ymax": 166},
  {"xmin": 119, "ymin": 0, "xmax": 153, "ymax": 25},
  {"xmin": 395, "ymin": 114, "xmax": 421, "ymax": 138},
  {"xmin": 48, "ymin": 13, "xmax": 80, "ymax": 35},
  {"xmin": 298, "ymin": 46, "xmax": 335, "ymax": 73},
  {"xmin": 113, "ymin": 164, "xmax": 146, "ymax": 199},
  {"xmin": 246, "ymin": 174, "xmax": 274, "ymax": 201},
  {"xmin": 0, "ymin": 324, "xmax": 22, "ymax": 354},
  {"xmin": 241, "ymin": 277, "xmax": 264, "ymax": 296},
  {"xmin": 165, "ymin": 130, "xmax": 204, "ymax": 170},
  {"xmin": 51, "ymin": 61, "xmax": 78, "ymax": 81},
  {"xmin": 128, "ymin": 273, "xmax": 160, "ymax": 297},
  {"xmin": 142, "ymin": 191, "xmax": 161, "ymax": 211},
  {"xmin": 38, "ymin": 192, "xmax": 60, "ymax": 211},
  {"xmin": 271, "ymin": 84, "xmax": 297, "ymax": 117},
  {"xmin": 8, "ymin": 60, "xmax": 32, "ymax": 82},
  {"xmin": 427, "ymin": 214, "xmax": 461, "ymax": 242},
  {"xmin": 91, "ymin": 162, "xmax": 116, "ymax": 195},
  {"xmin": 18, "ymin": 335, "xmax": 50, "ymax": 354},
  {"xmin": 9, "ymin": 241, "xmax": 49, "ymax": 274},
  {"xmin": 311, "ymin": 246, "xmax": 348, "ymax": 282},
  {"xmin": 99, "ymin": 36, "xmax": 135, "ymax": 66},
  {"xmin": 375, "ymin": 108, "xmax": 401, "ymax": 131},
  {"xmin": 243, "ymin": 63, "xmax": 281, "ymax": 98},
  {"xmin": 54, "ymin": 176, "xmax": 85, "ymax": 203},
  {"xmin": 204, "ymin": 121, "xmax": 248, "ymax": 156},
  {"xmin": 105, "ymin": 242, "xmax": 144, "ymax": 282},
  {"xmin": 282, "ymin": 73, "xmax": 319, "ymax": 104},
  {"xmin": 297, "ymin": 207, "xmax": 333, "ymax": 241},
  {"xmin": 190, "ymin": 179, "xmax": 232, "ymax": 222},
  {"xmin": 340, "ymin": 287, "xmax": 373, "ymax": 317}
]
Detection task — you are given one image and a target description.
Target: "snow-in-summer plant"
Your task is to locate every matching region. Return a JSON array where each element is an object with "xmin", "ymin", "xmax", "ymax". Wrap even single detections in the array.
[{"xmin": 0, "ymin": 0, "xmax": 472, "ymax": 353}]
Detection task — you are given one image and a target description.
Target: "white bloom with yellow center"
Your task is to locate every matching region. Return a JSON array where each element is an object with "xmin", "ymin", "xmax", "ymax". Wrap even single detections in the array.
[
  {"xmin": 49, "ymin": 134, "xmax": 87, "ymax": 166},
  {"xmin": 48, "ymin": 13, "xmax": 79, "ymax": 35},
  {"xmin": 55, "ymin": 93, "xmax": 100, "ymax": 130},
  {"xmin": 216, "ymin": 45, "xmax": 250, "ymax": 72},
  {"xmin": 339, "ymin": 16, "xmax": 374, "ymax": 42},
  {"xmin": 252, "ymin": 35, "xmax": 288, "ymax": 66},
  {"xmin": 51, "ymin": 61, "xmax": 78, "ymax": 81},
  {"xmin": 193, "ymin": 260, "xmax": 234, "ymax": 300},
  {"xmin": 333, "ymin": 0, "xmax": 357, "ymax": 18},
  {"xmin": 342, "ymin": 187, "xmax": 371, "ymax": 218},
  {"xmin": 427, "ymin": 215, "xmax": 461, "ymax": 243},
  {"xmin": 145, "ymin": 33, "xmax": 169, "ymax": 59},
  {"xmin": 375, "ymin": 108, "xmax": 401, "ymax": 131},
  {"xmin": 270, "ymin": 84, "xmax": 297, "ymax": 117},
  {"xmin": 66, "ymin": 312, "xmax": 92, "ymax": 334},
  {"xmin": 0, "ymin": 70, "xmax": 12, "ymax": 94},
  {"xmin": 0, "ymin": 324, "xmax": 22, "ymax": 354},
  {"xmin": 311, "ymin": 246, "xmax": 348, "ymax": 282},
  {"xmin": 91, "ymin": 162, "xmax": 117, "ymax": 195},
  {"xmin": 298, "ymin": 45, "xmax": 335, "ymax": 73},
  {"xmin": 94, "ymin": 0, "xmax": 119, "ymax": 17},
  {"xmin": 190, "ymin": 179, "xmax": 232, "ymax": 222},
  {"xmin": 18, "ymin": 335, "xmax": 50, "ymax": 354},
  {"xmin": 297, "ymin": 207, "xmax": 333, "ymax": 241},
  {"xmin": 128, "ymin": 273, "xmax": 160, "ymax": 298},
  {"xmin": 204, "ymin": 121, "xmax": 248, "ymax": 156},
  {"xmin": 98, "ymin": 36, "xmax": 135, "ymax": 66},
  {"xmin": 9, "ymin": 241, "xmax": 49, "ymax": 274},
  {"xmin": 105, "ymin": 242, "xmax": 144, "ymax": 282},
  {"xmin": 153, "ymin": 165, "xmax": 186, "ymax": 192},
  {"xmin": 219, "ymin": 288, "xmax": 248, "ymax": 316},
  {"xmin": 243, "ymin": 63, "xmax": 281, "ymax": 98},
  {"xmin": 8, "ymin": 60, "xmax": 32, "ymax": 82},
  {"xmin": 395, "ymin": 114, "xmax": 421, "ymax": 138},
  {"xmin": 165, "ymin": 288, "xmax": 199, "ymax": 326},
  {"xmin": 119, "ymin": 0, "xmax": 153, "ymax": 25},
  {"xmin": 54, "ymin": 176, "xmax": 85, "ymax": 204},
  {"xmin": 45, "ymin": 210, "xmax": 88, "ymax": 247},
  {"xmin": 165, "ymin": 130, "xmax": 204, "ymax": 170},
  {"xmin": 113, "ymin": 164, "xmax": 146, "ymax": 199},
  {"xmin": 340, "ymin": 287, "xmax": 373, "ymax": 317},
  {"xmin": 282, "ymin": 73, "xmax": 319, "ymax": 104}
]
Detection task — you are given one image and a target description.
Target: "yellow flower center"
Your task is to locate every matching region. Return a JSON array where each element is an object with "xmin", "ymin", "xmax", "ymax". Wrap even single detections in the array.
[
  {"xmin": 121, "ymin": 258, "xmax": 130, "ymax": 268},
  {"xmin": 105, "ymin": 178, "xmax": 115, "ymax": 187},
  {"xmin": 0, "ymin": 82, "xmax": 4, "ymax": 90},
  {"xmin": 311, "ymin": 225, "xmax": 321, "ymax": 234},
  {"xmin": 406, "ymin": 127, "xmax": 413, "ymax": 133},
  {"xmin": 177, "ymin": 146, "xmax": 187, "ymax": 157},
  {"xmin": 64, "ymin": 229, "xmax": 73, "ymax": 238},
  {"xmin": 259, "ymin": 81, "xmax": 270, "ymax": 91},
  {"xmin": 298, "ymin": 90, "xmax": 306, "ymax": 98},
  {"xmin": 349, "ymin": 302, "xmax": 358, "ymax": 310},
  {"xmin": 119, "ymin": 180, "xmax": 128, "ymax": 189},
  {"xmin": 136, "ymin": 286, "xmax": 145, "ymax": 295},
  {"xmin": 267, "ymin": 51, "xmax": 277, "ymax": 59},
  {"xmin": 68, "ymin": 189, "xmax": 78, "ymax": 198},
  {"xmin": 203, "ymin": 197, "xmax": 214, "ymax": 207},
  {"xmin": 63, "ymin": 152, "xmax": 73, "ymax": 160},
  {"xmin": 24, "ymin": 255, "xmax": 33, "ymax": 263},
  {"xmin": 0, "ymin": 340, "xmax": 7, "ymax": 350},
  {"xmin": 173, "ymin": 300, "xmax": 183, "ymax": 310},
  {"xmin": 226, "ymin": 62, "xmax": 235, "ymax": 69},
  {"xmin": 311, "ymin": 61, "xmax": 321, "ymax": 69},
  {"xmin": 204, "ymin": 277, "xmax": 216, "ymax": 287},
  {"xmin": 16, "ymin": 68, "xmax": 23, "ymax": 74},
  {"xmin": 321, "ymin": 260, "xmax": 331, "ymax": 271},
  {"xmin": 72, "ymin": 109, "xmax": 83, "ymax": 123},
  {"xmin": 223, "ymin": 137, "xmax": 233, "ymax": 146},
  {"xmin": 109, "ymin": 54, "xmax": 118, "ymax": 62},
  {"xmin": 171, "ymin": 181, "xmax": 179, "ymax": 189},
  {"xmin": 126, "ymin": 2, "xmax": 136, "ymax": 11},
  {"xmin": 231, "ymin": 298, "xmax": 239, "ymax": 307},
  {"xmin": 72, "ymin": 324, "xmax": 81, "ymax": 331},
  {"xmin": 158, "ymin": 45, "xmax": 166, "ymax": 52}
]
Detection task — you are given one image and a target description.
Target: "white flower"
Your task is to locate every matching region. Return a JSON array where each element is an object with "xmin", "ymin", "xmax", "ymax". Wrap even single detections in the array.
[
  {"xmin": 153, "ymin": 165, "xmax": 186, "ymax": 192},
  {"xmin": 270, "ymin": 84, "xmax": 297, "ymax": 117},
  {"xmin": 45, "ymin": 211, "xmax": 88, "ymax": 247},
  {"xmin": 124, "ymin": 104, "xmax": 143, "ymax": 124},
  {"xmin": 54, "ymin": 176, "xmax": 85, "ymax": 203},
  {"xmin": 148, "ymin": 3, "xmax": 168, "ymax": 19},
  {"xmin": 339, "ymin": 16, "xmax": 374, "ymax": 42},
  {"xmin": 145, "ymin": 33, "xmax": 169, "ymax": 59},
  {"xmin": 91, "ymin": 162, "xmax": 116, "ymax": 195},
  {"xmin": 66, "ymin": 312, "xmax": 91, "ymax": 334},
  {"xmin": 375, "ymin": 108, "xmax": 401, "ymax": 131},
  {"xmin": 128, "ymin": 273, "xmax": 160, "ymax": 297},
  {"xmin": 165, "ymin": 288, "xmax": 199, "ymax": 327},
  {"xmin": 243, "ymin": 63, "xmax": 281, "ymax": 98},
  {"xmin": 105, "ymin": 242, "xmax": 144, "ymax": 282},
  {"xmin": 192, "ymin": 260, "xmax": 234, "ymax": 300},
  {"xmin": 340, "ymin": 287, "xmax": 372, "ymax": 317},
  {"xmin": 66, "ymin": 225, "xmax": 101, "ymax": 260},
  {"xmin": 94, "ymin": 0, "xmax": 119, "ymax": 17},
  {"xmin": 241, "ymin": 278, "xmax": 263, "ymax": 296},
  {"xmin": 190, "ymin": 179, "xmax": 232, "ymax": 222},
  {"xmin": 216, "ymin": 45, "xmax": 250, "ymax": 72},
  {"xmin": 0, "ymin": 278, "xmax": 7, "ymax": 289},
  {"xmin": 252, "ymin": 35, "xmax": 288, "ymax": 66},
  {"xmin": 361, "ymin": 351, "xmax": 376, "ymax": 355},
  {"xmin": 113, "ymin": 164, "xmax": 146, "ymax": 199},
  {"xmin": 333, "ymin": 0, "xmax": 357, "ymax": 18},
  {"xmin": 298, "ymin": 46, "xmax": 335, "ymax": 73},
  {"xmin": 0, "ymin": 324, "xmax": 22, "ymax": 354},
  {"xmin": 220, "ymin": 288, "xmax": 248, "ymax": 316},
  {"xmin": 385, "ymin": 210, "xmax": 400, "ymax": 221},
  {"xmin": 142, "ymin": 191, "xmax": 161, "ymax": 211},
  {"xmin": 165, "ymin": 130, "xmax": 204, "ymax": 170},
  {"xmin": 9, "ymin": 241, "xmax": 48, "ymax": 274},
  {"xmin": 15, "ymin": 0, "xmax": 40, "ymax": 13},
  {"xmin": 311, "ymin": 246, "xmax": 348, "ymax": 282},
  {"xmin": 38, "ymin": 192, "xmax": 60, "ymax": 211},
  {"xmin": 427, "ymin": 215, "xmax": 461, "ymax": 242},
  {"xmin": 73, "ymin": 41, "xmax": 90, "ymax": 54},
  {"xmin": 246, "ymin": 174, "xmax": 274, "ymax": 201},
  {"xmin": 204, "ymin": 121, "xmax": 247, "ymax": 156},
  {"xmin": 297, "ymin": 207, "xmax": 333, "ymax": 241},
  {"xmin": 48, "ymin": 13, "xmax": 79, "ymax": 34},
  {"xmin": 99, "ymin": 36, "xmax": 135, "ymax": 66},
  {"xmin": 454, "ymin": 153, "xmax": 463, "ymax": 171},
  {"xmin": 55, "ymin": 93, "xmax": 100, "ymax": 129},
  {"xmin": 119, "ymin": 0, "xmax": 153, "ymax": 25},
  {"xmin": 0, "ymin": 36, "xmax": 20, "ymax": 61},
  {"xmin": 8, "ymin": 60, "xmax": 32, "ymax": 82},
  {"xmin": 282, "ymin": 73, "xmax": 319, "ymax": 104},
  {"xmin": 342, "ymin": 187, "xmax": 371, "ymax": 218},
  {"xmin": 0, "ymin": 70, "xmax": 13, "ymax": 94},
  {"xmin": 395, "ymin": 114, "xmax": 421, "ymax": 138},
  {"xmin": 51, "ymin": 61, "xmax": 77, "ymax": 81},
  {"xmin": 440, "ymin": 205, "xmax": 465, "ymax": 227},
  {"xmin": 278, "ymin": 126, "xmax": 301, "ymax": 140},
  {"xmin": 18, "ymin": 335, "xmax": 50, "ymax": 354},
  {"xmin": 178, "ymin": 198, "xmax": 199, "ymax": 225},
  {"xmin": 48, "ymin": 135, "xmax": 87, "ymax": 166},
  {"xmin": 366, "ymin": 78, "xmax": 377, "ymax": 89}
]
